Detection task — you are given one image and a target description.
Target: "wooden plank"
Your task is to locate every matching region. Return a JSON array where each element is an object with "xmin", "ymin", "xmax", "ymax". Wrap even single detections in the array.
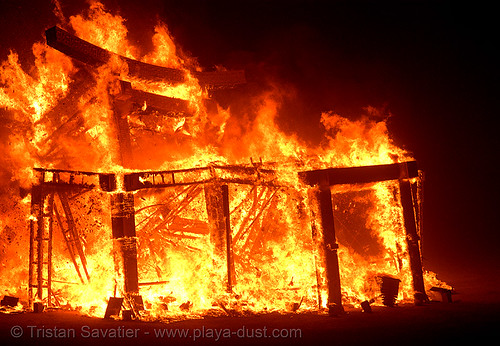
[
  {"xmin": 123, "ymin": 165, "xmax": 278, "ymax": 191},
  {"xmin": 56, "ymin": 191, "xmax": 90, "ymax": 283},
  {"xmin": 45, "ymin": 26, "xmax": 184, "ymax": 82},
  {"xmin": 46, "ymin": 26, "xmax": 245, "ymax": 88},
  {"xmin": 222, "ymin": 184, "xmax": 235, "ymax": 292},
  {"xmin": 53, "ymin": 201, "xmax": 85, "ymax": 284},
  {"xmin": 204, "ymin": 183, "xmax": 227, "ymax": 255},
  {"xmin": 299, "ymin": 161, "xmax": 418, "ymax": 186},
  {"xmin": 118, "ymin": 81, "xmax": 192, "ymax": 116},
  {"xmin": 204, "ymin": 183, "xmax": 235, "ymax": 292},
  {"xmin": 112, "ymin": 94, "xmax": 134, "ymax": 167},
  {"xmin": 34, "ymin": 168, "xmax": 112, "ymax": 192},
  {"xmin": 110, "ymin": 193, "xmax": 139, "ymax": 295},
  {"xmin": 399, "ymin": 179, "xmax": 427, "ymax": 304},
  {"xmin": 314, "ymin": 185, "xmax": 344, "ymax": 315}
]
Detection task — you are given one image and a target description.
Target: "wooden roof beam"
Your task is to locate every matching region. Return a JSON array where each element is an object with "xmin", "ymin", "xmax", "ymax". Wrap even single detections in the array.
[{"xmin": 45, "ymin": 26, "xmax": 246, "ymax": 88}]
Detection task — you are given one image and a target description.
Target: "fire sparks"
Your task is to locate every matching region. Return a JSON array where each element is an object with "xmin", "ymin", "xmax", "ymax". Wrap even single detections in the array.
[{"xmin": 0, "ymin": 1, "xmax": 449, "ymax": 320}]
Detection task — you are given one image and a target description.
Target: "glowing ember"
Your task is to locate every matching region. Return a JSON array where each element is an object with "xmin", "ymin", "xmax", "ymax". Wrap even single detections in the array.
[{"xmin": 0, "ymin": 1, "xmax": 449, "ymax": 320}]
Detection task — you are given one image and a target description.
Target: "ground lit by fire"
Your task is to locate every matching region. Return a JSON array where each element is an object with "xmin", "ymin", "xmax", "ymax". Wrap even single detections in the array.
[{"xmin": 0, "ymin": 1, "xmax": 449, "ymax": 321}]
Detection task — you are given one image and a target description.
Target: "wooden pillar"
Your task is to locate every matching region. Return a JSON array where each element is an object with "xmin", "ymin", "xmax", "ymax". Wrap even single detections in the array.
[
  {"xmin": 112, "ymin": 84, "xmax": 134, "ymax": 168},
  {"xmin": 314, "ymin": 184, "xmax": 344, "ymax": 315},
  {"xmin": 46, "ymin": 192, "xmax": 54, "ymax": 307},
  {"xmin": 204, "ymin": 183, "xmax": 235, "ymax": 292},
  {"xmin": 29, "ymin": 184, "xmax": 42, "ymax": 306},
  {"xmin": 28, "ymin": 181, "xmax": 55, "ymax": 309},
  {"xmin": 110, "ymin": 192, "xmax": 139, "ymax": 297},
  {"xmin": 399, "ymin": 178, "xmax": 427, "ymax": 304}
]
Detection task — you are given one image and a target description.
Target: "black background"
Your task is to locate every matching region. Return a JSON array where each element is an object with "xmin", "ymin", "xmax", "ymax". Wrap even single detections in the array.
[{"xmin": 1, "ymin": 0, "xmax": 498, "ymax": 285}]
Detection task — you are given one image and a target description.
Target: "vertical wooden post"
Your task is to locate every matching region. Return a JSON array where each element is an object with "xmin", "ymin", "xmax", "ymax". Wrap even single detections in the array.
[
  {"xmin": 314, "ymin": 183, "xmax": 344, "ymax": 315},
  {"xmin": 112, "ymin": 83, "xmax": 134, "ymax": 168},
  {"xmin": 28, "ymin": 176, "xmax": 55, "ymax": 309},
  {"xmin": 204, "ymin": 183, "xmax": 225, "ymax": 254},
  {"xmin": 204, "ymin": 183, "xmax": 235, "ymax": 292},
  {"xmin": 29, "ymin": 184, "xmax": 42, "ymax": 308},
  {"xmin": 222, "ymin": 185, "xmax": 234, "ymax": 292},
  {"xmin": 110, "ymin": 192, "xmax": 139, "ymax": 298},
  {"xmin": 399, "ymin": 178, "xmax": 427, "ymax": 304},
  {"xmin": 46, "ymin": 191, "xmax": 55, "ymax": 307}
]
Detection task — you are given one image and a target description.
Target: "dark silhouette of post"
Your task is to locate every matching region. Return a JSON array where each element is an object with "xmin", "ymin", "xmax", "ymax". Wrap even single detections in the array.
[
  {"xmin": 204, "ymin": 183, "xmax": 235, "ymax": 292},
  {"xmin": 110, "ymin": 192, "xmax": 140, "ymax": 301},
  {"xmin": 314, "ymin": 183, "xmax": 344, "ymax": 315}
]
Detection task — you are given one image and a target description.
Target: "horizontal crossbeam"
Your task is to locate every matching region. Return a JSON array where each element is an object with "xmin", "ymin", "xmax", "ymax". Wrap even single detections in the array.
[
  {"xmin": 46, "ymin": 26, "xmax": 246, "ymax": 88},
  {"xmin": 299, "ymin": 161, "xmax": 418, "ymax": 186},
  {"xmin": 118, "ymin": 81, "xmax": 192, "ymax": 116},
  {"xmin": 33, "ymin": 168, "xmax": 115, "ymax": 192},
  {"xmin": 34, "ymin": 164, "xmax": 280, "ymax": 192},
  {"xmin": 123, "ymin": 165, "xmax": 279, "ymax": 191}
]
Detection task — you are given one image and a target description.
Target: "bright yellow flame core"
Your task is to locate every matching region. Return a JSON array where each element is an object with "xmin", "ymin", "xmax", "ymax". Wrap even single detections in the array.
[{"xmin": 0, "ymin": 1, "xmax": 449, "ymax": 319}]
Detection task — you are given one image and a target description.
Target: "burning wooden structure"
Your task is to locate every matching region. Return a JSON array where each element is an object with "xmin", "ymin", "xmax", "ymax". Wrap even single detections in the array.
[
  {"xmin": 29, "ymin": 161, "xmax": 426, "ymax": 315},
  {"xmin": 0, "ymin": 6, "xmax": 438, "ymax": 319}
]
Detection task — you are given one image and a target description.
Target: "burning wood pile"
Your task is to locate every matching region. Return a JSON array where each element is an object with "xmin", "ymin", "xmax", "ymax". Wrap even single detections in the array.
[{"xmin": 0, "ymin": 2, "xmax": 449, "ymax": 320}]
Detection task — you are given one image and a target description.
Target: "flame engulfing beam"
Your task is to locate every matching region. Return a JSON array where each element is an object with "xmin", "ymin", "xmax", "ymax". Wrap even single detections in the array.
[
  {"xmin": 299, "ymin": 161, "xmax": 419, "ymax": 186},
  {"xmin": 45, "ymin": 26, "xmax": 246, "ymax": 88}
]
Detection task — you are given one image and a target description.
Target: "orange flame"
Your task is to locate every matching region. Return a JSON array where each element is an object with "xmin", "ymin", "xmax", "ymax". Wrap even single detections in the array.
[{"xmin": 0, "ymin": 0, "xmax": 449, "ymax": 320}]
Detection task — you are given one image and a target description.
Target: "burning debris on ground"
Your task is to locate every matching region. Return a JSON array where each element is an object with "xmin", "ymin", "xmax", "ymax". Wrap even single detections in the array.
[{"xmin": 0, "ymin": 1, "xmax": 455, "ymax": 325}]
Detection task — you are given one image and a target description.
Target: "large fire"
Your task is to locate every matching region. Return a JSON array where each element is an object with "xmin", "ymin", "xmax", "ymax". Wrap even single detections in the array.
[{"xmin": 0, "ymin": 1, "xmax": 448, "ymax": 320}]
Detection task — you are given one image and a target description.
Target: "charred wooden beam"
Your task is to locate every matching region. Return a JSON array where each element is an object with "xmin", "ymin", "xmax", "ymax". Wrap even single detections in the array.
[
  {"xmin": 110, "ymin": 193, "xmax": 139, "ymax": 297},
  {"xmin": 204, "ymin": 183, "xmax": 226, "ymax": 254},
  {"xmin": 45, "ymin": 26, "xmax": 184, "ymax": 83},
  {"xmin": 399, "ymin": 176, "xmax": 428, "ymax": 304},
  {"xmin": 415, "ymin": 171, "xmax": 425, "ymax": 255},
  {"xmin": 118, "ymin": 80, "xmax": 193, "ymax": 117},
  {"xmin": 99, "ymin": 174, "xmax": 117, "ymax": 192},
  {"xmin": 45, "ymin": 26, "xmax": 246, "ymax": 88},
  {"xmin": 124, "ymin": 167, "xmax": 209, "ymax": 191},
  {"xmin": 194, "ymin": 70, "xmax": 247, "ymax": 89},
  {"xmin": 123, "ymin": 165, "xmax": 279, "ymax": 191},
  {"xmin": 34, "ymin": 164, "xmax": 281, "ymax": 194},
  {"xmin": 314, "ymin": 183, "xmax": 344, "ymax": 315},
  {"xmin": 299, "ymin": 161, "xmax": 418, "ymax": 186},
  {"xmin": 112, "ymin": 93, "xmax": 134, "ymax": 168},
  {"xmin": 33, "ymin": 168, "xmax": 116, "ymax": 192},
  {"xmin": 54, "ymin": 191, "xmax": 90, "ymax": 283},
  {"xmin": 204, "ymin": 183, "xmax": 235, "ymax": 292}
]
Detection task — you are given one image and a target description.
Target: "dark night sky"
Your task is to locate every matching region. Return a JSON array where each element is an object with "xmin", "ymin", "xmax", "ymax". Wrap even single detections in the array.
[{"xmin": 1, "ymin": 1, "xmax": 499, "ymax": 283}]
